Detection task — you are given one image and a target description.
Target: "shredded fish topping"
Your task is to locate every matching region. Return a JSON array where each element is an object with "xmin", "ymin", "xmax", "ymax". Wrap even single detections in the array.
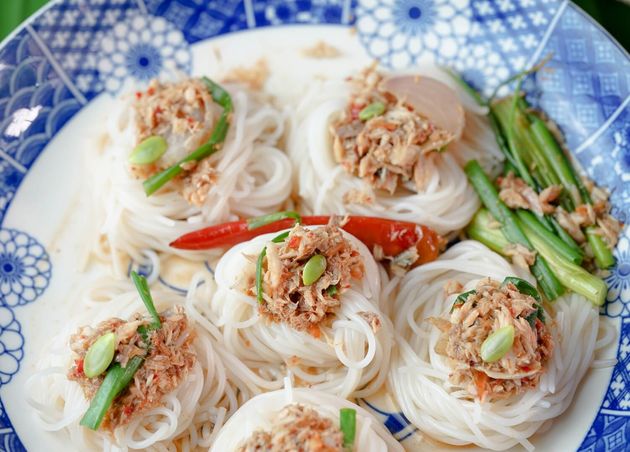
[
  {"xmin": 257, "ymin": 219, "xmax": 364, "ymax": 335},
  {"xmin": 238, "ymin": 404, "xmax": 344, "ymax": 452},
  {"xmin": 68, "ymin": 306, "xmax": 196, "ymax": 430},
  {"xmin": 132, "ymin": 79, "xmax": 222, "ymax": 205},
  {"xmin": 330, "ymin": 67, "xmax": 455, "ymax": 194},
  {"xmin": 430, "ymin": 278, "xmax": 553, "ymax": 401},
  {"xmin": 497, "ymin": 171, "xmax": 622, "ymax": 250}
]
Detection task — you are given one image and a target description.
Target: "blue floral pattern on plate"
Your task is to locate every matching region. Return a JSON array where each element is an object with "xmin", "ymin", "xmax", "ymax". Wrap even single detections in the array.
[
  {"xmin": 357, "ymin": 0, "xmax": 471, "ymax": 69},
  {"xmin": 602, "ymin": 229, "xmax": 630, "ymax": 318},
  {"xmin": 0, "ymin": 0, "xmax": 629, "ymax": 450},
  {"xmin": 0, "ymin": 229, "xmax": 51, "ymax": 307},
  {"xmin": 97, "ymin": 13, "xmax": 191, "ymax": 94}
]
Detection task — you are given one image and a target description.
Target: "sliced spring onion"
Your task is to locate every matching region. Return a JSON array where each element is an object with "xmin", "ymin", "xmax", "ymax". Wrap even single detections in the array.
[
  {"xmin": 451, "ymin": 289, "xmax": 475, "ymax": 312},
  {"xmin": 79, "ymin": 356, "xmax": 144, "ymax": 430},
  {"xmin": 358, "ymin": 102, "xmax": 385, "ymax": 121},
  {"xmin": 339, "ymin": 408, "xmax": 356, "ymax": 448},
  {"xmin": 255, "ymin": 249, "xmax": 266, "ymax": 304},
  {"xmin": 480, "ymin": 325, "xmax": 515, "ymax": 363},
  {"xmin": 302, "ymin": 254, "xmax": 327, "ymax": 286},
  {"xmin": 128, "ymin": 136, "xmax": 167, "ymax": 165},
  {"xmin": 326, "ymin": 285, "xmax": 338, "ymax": 296},
  {"xmin": 501, "ymin": 276, "xmax": 541, "ymax": 303},
  {"xmin": 83, "ymin": 332, "xmax": 116, "ymax": 378},
  {"xmin": 130, "ymin": 271, "xmax": 161, "ymax": 329},
  {"xmin": 256, "ymin": 231, "xmax": 291, "ymax": 303},
  {"xmin": 246, "ymin": 211, "xmax": 302, "ymax": 230}
]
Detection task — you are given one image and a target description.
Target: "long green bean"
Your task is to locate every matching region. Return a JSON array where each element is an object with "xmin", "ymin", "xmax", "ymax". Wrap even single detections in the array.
[{"xmin": 465, "ymin": 160, "xmax": 564, "ymax": 300}]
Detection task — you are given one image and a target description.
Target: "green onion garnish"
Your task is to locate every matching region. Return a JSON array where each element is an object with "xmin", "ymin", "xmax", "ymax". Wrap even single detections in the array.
[
  {"xmin": 256, "ymin": 231, "xmax": 291, "ymax": 303},
  {"xmin": 79, "ymin": 356, "xmax": 144, "ymax": 430},
  {"xmin": 83, "ymin": 332, "xmax": 116, "ymax": 378},
  {"xmin": 358, "ymin": 102, "xmax": 385, "ymax": 121},
  {"xmin": 246, "ymin": 211, "xmax": 302, "ymax": 230},
  {"xmin": 131, "ymin": 271, "xmax": 161, "ymax": 329},
  {"xmin": 339, "ymin": 408, "xmax": 356, "ymax": 448},
  {"xmin": 326, "ymin": 285, "xmax": 338, "ymax": 296},
  {"xmin": 480, "ymin": 325, "xmax": 515, "ymax": 363},
  {"xmin": 129, "ymin": 135, "xmax": 167, "ymax": 165},
  {"xmin": 142, "ymin": 77, "xmax": 233, "ymax": 196},
  {"xmin": 302, "ymin": 254, "xmax": 327, "ymax": 286}
]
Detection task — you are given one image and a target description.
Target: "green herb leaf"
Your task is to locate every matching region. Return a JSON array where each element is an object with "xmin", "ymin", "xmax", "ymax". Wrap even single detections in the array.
[
  {"xmin": 526, "ymin": 304, "xmax": 546, "ymax": 327},
  {"xmin": 451, "ymin": 289, "xmax": 475, "ymax": 312},
  {"xmin": 326, "ymin": 285, "xmax": 338, "ymax": 296},
  {"xmin": 359, "ymin": 102, "xmax": 385, "ymax": 121},
  {"xmin": 501, "ymin": 276, "xmax": 541, "ymax": 303},
  {"xmin": 129, "ymin": 136, "xmax": 167, "ymax": 165}
]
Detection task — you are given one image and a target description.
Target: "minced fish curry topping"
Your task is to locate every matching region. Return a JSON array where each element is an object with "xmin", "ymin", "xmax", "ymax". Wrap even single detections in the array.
[
  {"xmin": 330, "ymin": 67, "xmax": 455, "ymax": 194},
  {"xmin": 431, "ymin": 278, "xmax": 553, "ymax": 401},
  {"xmin": 68, "ymin": 306, "xmax": 196, "ymax": 430},
  {"xmin": 255, "ymin": 220, "xmax": 365, "ymax": 336},
  {"xmin": 238, "ymin": 404, "xmax": 345, "ymax": 452}
]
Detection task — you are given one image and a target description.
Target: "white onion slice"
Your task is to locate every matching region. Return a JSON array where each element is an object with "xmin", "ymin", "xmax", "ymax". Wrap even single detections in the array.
[{"xmin": 382, "ymin": 75, "xmax": 465, "ymax": 140}]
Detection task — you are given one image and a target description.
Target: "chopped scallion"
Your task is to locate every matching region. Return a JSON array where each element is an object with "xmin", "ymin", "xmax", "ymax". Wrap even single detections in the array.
[
  {"xmin": 358, "ymin": 102, "xmax": 385, "ymax": 121},
  {"xmin": 83, "ymin": 332, "xmax": 116, "ymax": 378},
  {"xmin": 130, "ymin": 271, "xmax": 161, "ymax": 329},
  {"xmin": 339, "ymin": 408, "xmax": 356, "ymax": 448},
  {"xmin": 256, "ymin": 231, "xmax": 291, "ymax": 303},
  {"xmin": 246, "ymin": 211, "xmax": 302, "ymax": 230},
  {"xmin": 129, "ymin": 135, "xmax": 167, "ymax": 165},
  {"xmin": 302, "ymin": 254, "xmax": 327, "ymax": 286},
  {"xmin": 480, "ymin": 325, "xmax": 515, "ymax": 363}
]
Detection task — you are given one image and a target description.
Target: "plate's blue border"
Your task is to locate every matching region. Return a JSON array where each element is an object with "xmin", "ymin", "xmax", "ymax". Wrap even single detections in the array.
[{"xmin": 0, "ymin": 1, "xmax": 628, "ymax": 450}]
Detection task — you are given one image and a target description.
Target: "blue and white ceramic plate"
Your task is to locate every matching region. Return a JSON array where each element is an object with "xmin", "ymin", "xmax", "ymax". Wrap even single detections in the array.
[{"xmin": 0, "ymin": 0, "xmax": 629, "ymax": 451}]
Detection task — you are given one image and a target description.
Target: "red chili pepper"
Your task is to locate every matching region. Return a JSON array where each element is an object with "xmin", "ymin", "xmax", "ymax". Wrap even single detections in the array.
[
  {"xmin": 288, "ymin": 235, "xmax": 301, "ymax": 249},
  {"xmin": 75, "ymin": 359, "xmax": 84, "ymax": 375},
  {"xmin": 170, "ymin": 215, "xmax": 441, "ymax": 266}
]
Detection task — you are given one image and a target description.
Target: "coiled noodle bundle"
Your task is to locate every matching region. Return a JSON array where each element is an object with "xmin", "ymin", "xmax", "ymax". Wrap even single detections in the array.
[{"xmin": 388, "ymin": 240, "xmax": 600, "ymax": 451}]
